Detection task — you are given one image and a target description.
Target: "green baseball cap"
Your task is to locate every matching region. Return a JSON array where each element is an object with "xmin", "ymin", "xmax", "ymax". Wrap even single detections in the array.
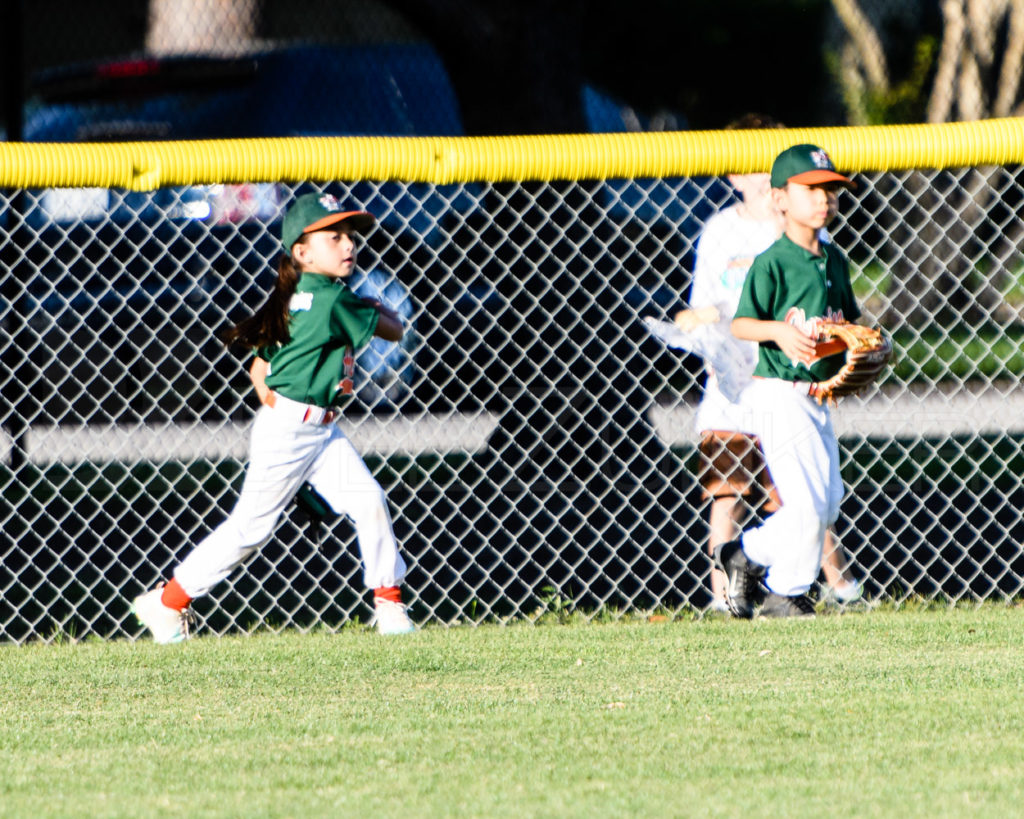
[
  {"xmin": 770, "ymin": 144, "xmax": 855, "ymax": 189},
  {"xmin": 281, "ymin": 192, "xmax": 376, "ymax": 251}
]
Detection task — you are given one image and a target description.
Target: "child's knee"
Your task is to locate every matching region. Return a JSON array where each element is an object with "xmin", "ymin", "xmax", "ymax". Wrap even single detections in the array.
[
  {"xmin": 225, "ymin": 512, "xmax": 277, "ymax": 547},
  {"xmin": 355, "ymin": 484, "xmax": 390, "ymax": 517},
  {"xmin": 326, "ymin": 481, "xmax": 389, "ymax": 521}
]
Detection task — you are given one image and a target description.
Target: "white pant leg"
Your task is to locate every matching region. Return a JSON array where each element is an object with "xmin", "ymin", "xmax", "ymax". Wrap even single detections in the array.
[
  {"xmin": 736, "ymin": 379, "xmax": 843, "ymax": 596},
  {"xmin": 174, "ymin": 407, "xmax": 322, "ymax": 598},
  {"xmin": 825, "ymin": 423, "xmax": 844, "ymax": 524},
  {"xmin": 307, "ymin": 426, "xmax": 406, "ymax": 589}
]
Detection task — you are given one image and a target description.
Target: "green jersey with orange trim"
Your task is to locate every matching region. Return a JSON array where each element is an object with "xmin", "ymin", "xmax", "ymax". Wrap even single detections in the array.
[
  {"xmin": 733, "ymin": 234, "xmax": 860, "ymax": 383},
  {"xmin": 260, "ymin": 273, "xmax": 379, "ymax": 407}
]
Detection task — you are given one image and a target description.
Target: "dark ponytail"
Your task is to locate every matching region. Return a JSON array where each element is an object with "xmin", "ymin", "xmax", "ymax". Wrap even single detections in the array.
[{"xmin": 221, "ymin": 253, "xmax": 302, "ymax": 349}]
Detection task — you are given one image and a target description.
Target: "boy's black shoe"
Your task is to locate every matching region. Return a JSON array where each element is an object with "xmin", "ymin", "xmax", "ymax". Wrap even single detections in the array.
[
  {"xmin": 713, "ymin": 540, "xmax": 765, "ymax": 619},
  {"xmin": 759, "ymin": 591, "xmax": 817, "ymax": 618}
]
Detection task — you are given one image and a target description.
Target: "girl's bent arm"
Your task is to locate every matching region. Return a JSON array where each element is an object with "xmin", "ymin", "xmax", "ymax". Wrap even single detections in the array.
[
  {"xmin": 374, "ymin": 307, "xmax": 404, "ymax": 342},
  {"xmin": 360, "ymin": 297, "xmax": 404, "ymax": 341}
]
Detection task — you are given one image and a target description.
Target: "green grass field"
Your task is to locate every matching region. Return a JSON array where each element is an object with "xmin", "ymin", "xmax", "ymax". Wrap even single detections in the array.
[{"xmin": 2, "ymin": 607, "xmax": 1022, "ymax": 818}]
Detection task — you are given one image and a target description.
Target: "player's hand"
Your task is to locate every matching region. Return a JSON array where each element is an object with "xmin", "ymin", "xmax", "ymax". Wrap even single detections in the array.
[
  {"xmin": 673, "ymin": 306, "xmax": 720, "ymax": 332},
  {"xmin": 773, "ymin": 322, "xmax": 817, "ymax": 365}
]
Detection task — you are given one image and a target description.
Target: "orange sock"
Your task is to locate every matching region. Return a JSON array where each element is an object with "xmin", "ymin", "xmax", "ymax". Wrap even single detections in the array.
[
  {"xmin": 161, "ymin": 577, "xmax": 192, "ymax": 611},
  {"xmin": 373, "ymin": 585, "xmax": 402, "ymax": 604}
]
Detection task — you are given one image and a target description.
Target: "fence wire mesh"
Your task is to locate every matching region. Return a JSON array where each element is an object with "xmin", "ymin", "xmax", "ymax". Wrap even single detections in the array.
[{"xmin": 2, "ymin": 165, "xmax": 1024, "ymax": 642}]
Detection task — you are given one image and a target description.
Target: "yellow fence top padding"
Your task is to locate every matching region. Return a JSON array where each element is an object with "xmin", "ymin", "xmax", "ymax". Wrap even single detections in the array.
[{"xmin": 1, "ymin": 118, "xmax": 1022, "ymax": 191}]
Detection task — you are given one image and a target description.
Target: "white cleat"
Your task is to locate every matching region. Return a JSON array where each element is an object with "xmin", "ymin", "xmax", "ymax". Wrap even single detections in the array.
[
  {"xmin": 831, "ymin": 579, "xmax": 863, "ymax": 605},
  {"xmin": 374, "ymin": 598, "xmax": 415, "ymax": 635},
  {"xmin": 131, "ymin": 586, "xmax": 190, "ymax": 644}
]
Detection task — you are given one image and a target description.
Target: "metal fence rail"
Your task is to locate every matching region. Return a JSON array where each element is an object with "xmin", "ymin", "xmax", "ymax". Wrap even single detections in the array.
[{"xmin": 3, "ymin": 165, "xmax": 1024, "ymax": 642}]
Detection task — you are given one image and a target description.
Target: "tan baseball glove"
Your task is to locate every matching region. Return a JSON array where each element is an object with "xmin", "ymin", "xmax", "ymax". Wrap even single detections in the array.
[{"xmin": 808, "ymin": 321, "xmax": 893, "ymax": 406}]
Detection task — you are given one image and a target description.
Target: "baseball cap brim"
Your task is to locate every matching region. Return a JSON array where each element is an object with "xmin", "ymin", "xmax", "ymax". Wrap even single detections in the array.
[
  {"xmin": 787, "ymin": 169, "xmax": 857, "ymax": 189},
  {"xmin": 302, "ymin": 210, "xmax": 376, "ymax": 235}
]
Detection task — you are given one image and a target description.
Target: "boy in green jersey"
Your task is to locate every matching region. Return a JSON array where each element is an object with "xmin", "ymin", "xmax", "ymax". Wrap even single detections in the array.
[{"xmin": 715, "ymin": 144, "xmax": 861, "ymax": 618}]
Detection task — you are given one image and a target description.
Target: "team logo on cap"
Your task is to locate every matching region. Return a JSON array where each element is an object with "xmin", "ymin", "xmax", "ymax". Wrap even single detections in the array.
[
  {"xmin": 810, "ymin": 149, "xmax": 834, "ymax": 170},
  {"xmin": 318, "ymin": 194, "xmax": 342, "ymax": 212}
]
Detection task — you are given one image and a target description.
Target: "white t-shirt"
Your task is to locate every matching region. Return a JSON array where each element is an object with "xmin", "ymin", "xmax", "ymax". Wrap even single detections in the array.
[
  {"xmin": 691, "ymin": 205, "xmax": 780, "ymax": 319},
  {"xmin": 689, "ymin": 205, "xmax": 779, "ymax": 433}
]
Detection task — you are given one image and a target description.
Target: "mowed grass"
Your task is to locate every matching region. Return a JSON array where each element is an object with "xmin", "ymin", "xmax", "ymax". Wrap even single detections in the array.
[{"xmin": 2, "ymin": 607, "xmax": 1023, "ymax": 818}]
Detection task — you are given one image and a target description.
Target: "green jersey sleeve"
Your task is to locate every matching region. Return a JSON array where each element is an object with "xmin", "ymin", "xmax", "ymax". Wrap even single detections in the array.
[
  {"xmin": 330, "ymin": 286, "xmax": 380, "ymax": 350},
  {"xmin": 733, "ymin": 255, "xmax": 777, "ymax": 321}
]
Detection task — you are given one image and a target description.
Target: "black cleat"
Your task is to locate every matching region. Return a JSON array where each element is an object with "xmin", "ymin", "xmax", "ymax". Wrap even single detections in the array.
[
  {"xmin": 713, "ymin": 540, "xmax": 765, "ymax": 619},
  {"xmin": 759, "ymin": 591, "xmax": 817, "ymax": 618}
]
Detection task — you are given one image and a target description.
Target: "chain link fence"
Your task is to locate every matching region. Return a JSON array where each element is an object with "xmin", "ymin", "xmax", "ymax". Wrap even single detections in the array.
[
  {"xmin": 2, "ymin": 0, "xmax": 1024, "ymax": 642},
  {"xmin": 3, "ymin": 159, "xmax": 1024, "ymax": 642}
]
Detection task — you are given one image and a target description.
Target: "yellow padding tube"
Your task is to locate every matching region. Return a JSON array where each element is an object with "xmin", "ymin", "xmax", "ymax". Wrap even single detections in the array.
[{"xmin": 1, "ymin": 118, "xmax": 1022, "ymax": 191}]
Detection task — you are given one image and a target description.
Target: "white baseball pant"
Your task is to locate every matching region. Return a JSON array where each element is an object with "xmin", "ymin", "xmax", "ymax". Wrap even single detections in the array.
[
  {"xmin": 730, "ymin": 378, "xmax": 844, "ymax": 596},
  {"xmin": 174, "ymin": 395, "xmax": 406, "ymax": 599}
]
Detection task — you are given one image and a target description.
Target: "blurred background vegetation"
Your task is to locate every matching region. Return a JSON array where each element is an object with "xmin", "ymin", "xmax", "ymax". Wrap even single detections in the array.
[{"xmin": 2, "ymin": 0, "xmax": 1022, "ymax": 138}]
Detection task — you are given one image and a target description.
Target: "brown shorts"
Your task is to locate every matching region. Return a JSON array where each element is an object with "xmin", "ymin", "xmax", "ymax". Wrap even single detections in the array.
[{"xmin": 696, "ymin": 430, "xmax": 780, "ymax": 512}]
